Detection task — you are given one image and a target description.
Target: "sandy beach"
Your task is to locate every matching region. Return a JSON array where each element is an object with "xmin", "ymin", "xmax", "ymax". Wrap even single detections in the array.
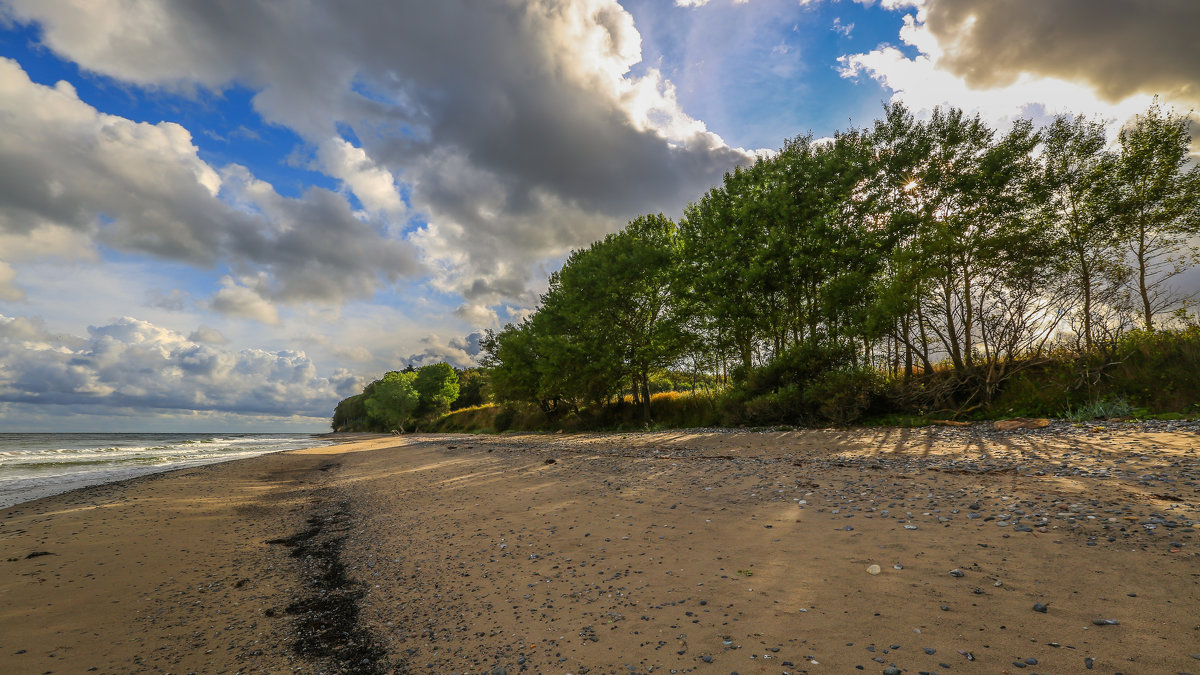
[{"xmin": 1, "ymin": 424, "xmax": 1198, "ymax": 674}]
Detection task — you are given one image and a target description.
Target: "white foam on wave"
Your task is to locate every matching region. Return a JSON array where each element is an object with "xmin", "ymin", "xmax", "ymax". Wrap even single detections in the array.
[{"xmin": 0, "ymin": 433, "xmax": 331, "ymax": 509}]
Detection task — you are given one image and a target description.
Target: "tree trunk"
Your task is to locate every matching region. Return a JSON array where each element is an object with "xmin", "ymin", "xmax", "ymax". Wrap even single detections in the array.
[
  {"xmin": 1079, "ymin": 250, "xmax": 1094, "ymax": 350},
  {"xmin": 916, "ymin": 303, "xmax": 934, "ymax": 374},
  {"xmin": 942, "ymin": 282, "xmax": 965, "ymax": 371},
  {"xmin": 640, "ymin": 370, "xmax": 652, "ymax": 424},
  {"xmin": 962, "ymin": 264, "xmax": 975, "ymax": 368},
  {"xmin": 1137, "ymin": 230, "xmax": 1153, "ymax": 330},
  {"xmin": 739, "ymin": 335, "xmax": 753, "ymax": 373},
  {"xmin": 903, "ymin": 314, "xmax": 914, "ymax": 379}
]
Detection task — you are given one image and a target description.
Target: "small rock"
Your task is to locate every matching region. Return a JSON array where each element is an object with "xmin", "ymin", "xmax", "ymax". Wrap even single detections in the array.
[
  {"xmin": 1032, "ymin": 602, "xmax": 1048, "ymax": 613},
  {"xmin": 949, "ymin": 568, "xmax": 964, "ymax": 577},
  {"xmin": 1091, "ymin": 618, "xmax": 1119, "ymax": 626}
]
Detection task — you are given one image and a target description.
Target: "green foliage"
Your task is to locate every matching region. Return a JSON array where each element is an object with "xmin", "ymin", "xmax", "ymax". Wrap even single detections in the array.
[
  {"xmin": 331, "ymin": 392, "xmax": 368, "ymax": 432},
  {"xmin": 431, "ymin": 327, "xmax": 1199, "ymax": 433},
  {"xmin": 481, "ymin": 213, "xmax": 688, "ymax": 423},
  {"xmin": 1116, "ymin": 100, "xmax": 1200, "ymax": 330},
  {"xmin": 1063, "ymin": 396, "xmax": 1133, "ymax": 422},
  {"xmin": 738, "ymin": 340, "xmax": 857, "ymax": 395},
  {"xmin": 481, "ymin": 319, "xmax": 573, "ymax": 421},
  {"xmin": 330, "ymin": 361, "xmax": 463, "ymax": 432},
  {"xmin": 372, "ymin": 100, "xmax": 1200, "ymax": 433},
  {"xmin": 452, "ymin": 368, "xmax": 491, "ymax": 410},
  {"xmin": 1105, "ymin": 326, "xmax": 1200, "ymax": 410},
  {"xmin": 364, "ymin": 370, "xmax": 420, "ymax": 431},
  {"xmin": 414, "ymin": 363, "xmax": 459, "ymax": 420}
]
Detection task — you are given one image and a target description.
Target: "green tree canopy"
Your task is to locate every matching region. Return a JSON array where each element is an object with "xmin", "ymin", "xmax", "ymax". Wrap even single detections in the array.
[
  {"xmin": 414, "ymin": 363, "xmax": 460, "ymax": 419},
  {"xmin": 364, "ymin": 370, "xmax": 419, "ymax": 431},
  {"xmin": 1116, "ymin": 99, "xmax": 1200, "ymax": 330}
]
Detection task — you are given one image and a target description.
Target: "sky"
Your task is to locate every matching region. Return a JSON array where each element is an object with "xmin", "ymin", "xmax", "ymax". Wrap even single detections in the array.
[{"xmin": 0, "ymin": 0, "xmax": 1196, "ymax": 432}]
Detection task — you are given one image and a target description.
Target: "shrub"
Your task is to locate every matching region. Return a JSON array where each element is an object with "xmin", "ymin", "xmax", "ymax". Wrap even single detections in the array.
[
  {"xmin": 803, "ymin": 368, "xmax": 879, "ymax": 425},
  {"xmin": 492, "ymin": 406, "xmax": 517, "ymax": 432}
]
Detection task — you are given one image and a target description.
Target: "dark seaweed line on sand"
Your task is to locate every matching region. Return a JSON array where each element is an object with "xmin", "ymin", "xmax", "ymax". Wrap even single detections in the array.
[{"xmin": 266, "ymin": 466, "xmax": 404, "ymax": 674}]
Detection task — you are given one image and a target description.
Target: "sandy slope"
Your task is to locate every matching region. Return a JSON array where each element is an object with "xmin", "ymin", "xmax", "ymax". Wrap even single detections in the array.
[{"xmin": 1, "ymin": 426, "xmax": 1197, "ymax": 674}]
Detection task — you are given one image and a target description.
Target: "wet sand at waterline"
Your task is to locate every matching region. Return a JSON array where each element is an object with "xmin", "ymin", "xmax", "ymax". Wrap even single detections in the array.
[{"xmin": 1, "ymin": 425, "xmax": 1197, "ymax": 674}]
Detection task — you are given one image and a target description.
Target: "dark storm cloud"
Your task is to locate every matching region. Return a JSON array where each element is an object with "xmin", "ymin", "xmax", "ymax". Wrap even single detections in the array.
[{"xmin": 923, "ymin": 0, "xmax": 1200, "ymax": 104}]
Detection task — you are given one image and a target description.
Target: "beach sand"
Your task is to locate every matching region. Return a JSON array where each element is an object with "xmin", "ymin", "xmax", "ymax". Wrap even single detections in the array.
[{"xmin": 1, "ymin": 425, "xmax": 1197, "ymax": 674}]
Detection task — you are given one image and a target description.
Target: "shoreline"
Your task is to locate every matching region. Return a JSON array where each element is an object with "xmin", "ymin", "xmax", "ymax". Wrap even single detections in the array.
[
  {"xmin": 2, "ymin": 428, "xmax": 1197, "ymax": 673},
  {"xmin": 0, "ymin": 432, "xmax": 351, "ymax": 510}
]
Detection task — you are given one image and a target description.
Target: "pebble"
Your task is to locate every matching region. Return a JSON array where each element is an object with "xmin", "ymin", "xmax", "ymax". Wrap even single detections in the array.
[{"xmin": 1032, "ymin": 602, "xmax": 1048, "ymax": 613}]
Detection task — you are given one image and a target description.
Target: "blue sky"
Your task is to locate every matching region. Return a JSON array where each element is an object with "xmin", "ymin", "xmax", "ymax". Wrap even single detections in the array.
[{"xmin": 0, "ymin": 0, "xmax": 1194, "ymax": 431}]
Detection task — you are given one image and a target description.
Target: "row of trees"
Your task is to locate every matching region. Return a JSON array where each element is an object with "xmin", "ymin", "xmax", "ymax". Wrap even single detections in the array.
[
  {"xmin": 483, "ymin": 101, "xmax": 1200, "ymax": 421},
  {"xmin": 332, "ymin": 363, "xmax": 462, "ymax": 432}
]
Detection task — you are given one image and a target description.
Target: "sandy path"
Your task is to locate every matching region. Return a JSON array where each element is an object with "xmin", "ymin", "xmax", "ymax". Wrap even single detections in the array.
[{"xmin": 1, "ymin": 426, "xmax": 1197, "ymax": 674}]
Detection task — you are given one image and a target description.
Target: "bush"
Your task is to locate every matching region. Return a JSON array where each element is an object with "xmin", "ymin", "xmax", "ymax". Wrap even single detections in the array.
[
  {"xmin": 723, "ymin": 340, "xmax": 879, "ymax": 426},
  {"xmin": 492, "ymin": 406, "xmax": 517, "ymax": 432},
  {"xmin": 740, "ymin": 340, "xmax": 857, "ymax": 398},
  {"xmin": 726, "ymin": 367, "xmax": 879, "ymax": 427},
  {"xmin": 1106, "ymin": 327, "xmax": 1200, "ymax": 411},
  {"xmin": 803, "ymin": 368, "xmax": 879, "ymax": 424}
]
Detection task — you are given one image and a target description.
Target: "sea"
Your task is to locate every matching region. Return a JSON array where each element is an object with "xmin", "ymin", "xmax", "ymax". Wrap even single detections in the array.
[{"xmin": 0, "ymin": 433, "xmax": 333, "ymax": 509}]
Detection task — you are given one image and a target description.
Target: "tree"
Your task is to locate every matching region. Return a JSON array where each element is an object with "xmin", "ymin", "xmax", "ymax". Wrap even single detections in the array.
[
  {"xmin": 547, "ymin": 213, "xmax": 687, "ymax": 422},
  {"xmin": 364, "ymin": 370, "xmax": 419, "ymax": 431},
  {"xmin": 414, "ymin": 363, "xmax": 460, "ymax": 419},
  {"xmin": 451, "ymin": 368, "xmax": 491, "ymax": 410},
  {"xmin": 866, "ymin": 101, "xmax": 935, "ymax": 377},
  {"xmin": 883, "ymin": 107, "xmax": 1062, "ymax": 406},
  {"xmin": 1116, "ymin": 100, "xmax": 1200, "ymax": 330},
  {"xmin": 680, "ymin": 177, "xmax": 763, "ymax": 374},
  {"xmin": 481, "ymin": 318, "xmax": 572, "ymax": 420},
  {"xmin": 1038, "ymin": 114, "xmax": 1124, "ymax": 350},
  {"xmin": 331, "ymin": 392, "xmax": 367, "ymax": 431}
]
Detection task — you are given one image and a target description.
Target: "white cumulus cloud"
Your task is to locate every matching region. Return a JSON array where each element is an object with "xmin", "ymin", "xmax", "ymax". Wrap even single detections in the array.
[
  {"xmin": 0, "ymin": 57, "xmax": 422, "ymax": 306},
  {"xmin": 0, "ymin": 314, "xmax": 345, "ymax": 418}
]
